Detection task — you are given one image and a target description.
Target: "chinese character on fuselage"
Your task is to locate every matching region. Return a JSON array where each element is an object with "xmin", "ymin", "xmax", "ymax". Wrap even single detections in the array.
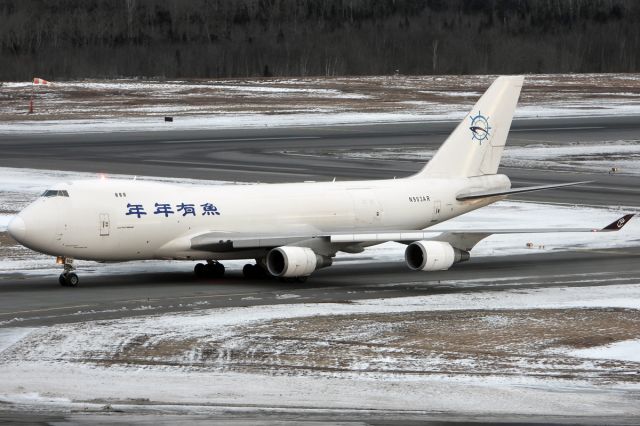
[
  {"xmin": 201, "ymin": 203, "xmax": 220, "ymax": 216},
  {"xmin": 176, "ymin": 203, "xmax": 196, "ymax": 216},
  {"xmin": 125, "ymin": 203, "xmax": 147, "ymax": 218},
  {"xmin": 153, "ymin": 203, "xmax": 174, "ymax": 217}
]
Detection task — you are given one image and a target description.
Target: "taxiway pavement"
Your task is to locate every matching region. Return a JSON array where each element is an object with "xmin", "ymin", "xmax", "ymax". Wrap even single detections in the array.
[{"xmin": 0, "ymin": 116, "xmax": 639, "ymax": 325}]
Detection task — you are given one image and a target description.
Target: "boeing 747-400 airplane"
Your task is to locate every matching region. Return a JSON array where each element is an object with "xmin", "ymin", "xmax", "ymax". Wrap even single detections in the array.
[{"xmin": 7, "ymin": 76, "xmax": 633, "ymax": 286}]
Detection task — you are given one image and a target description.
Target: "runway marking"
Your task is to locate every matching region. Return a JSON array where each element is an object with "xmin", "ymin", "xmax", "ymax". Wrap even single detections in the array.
[
  {"xmin": 511, "ymin": 126, "xmax": 604, "ymax": 132},
  {"xmin": 568, "ymin": 248, "xmax": 640, "ymax": 255},
  {"xmin": 143, "ymin": 159, "xmax": 308, "ymax": 172},
  {"xmin": 0, "ymin": 290, "xmax": 280, "ymax": 316},
  {"xmin": 159, "ymin": 136, "xmax": 320, "ymax": 144},
  {"xmin": 0, "ymin": 304, "xmax": 95, "ymax": 315},
  {"xmin": 162, "ymin": 166, "xmax": 314, "ymax": 178}
]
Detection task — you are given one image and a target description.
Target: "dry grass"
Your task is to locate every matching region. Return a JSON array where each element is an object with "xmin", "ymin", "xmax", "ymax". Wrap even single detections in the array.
[
  {"xmin": 3, "ymin": 74, "xmax": 639, "ymax": 122},
  {"xmin": 0, "ymin": 232, "xmax": 16, "ymax": 246},
  {"xmin": 90, "ymin": 308, "xmax": 640, "ymax": 383}
]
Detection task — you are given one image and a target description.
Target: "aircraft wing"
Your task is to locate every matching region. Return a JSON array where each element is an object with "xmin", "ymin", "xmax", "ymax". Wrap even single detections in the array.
[
  {"xmin": 330, "ymin": 213, "xmax": 634, "ymax": 251},
  {"xmin": 190, "ymin": 214, "xmax": 634, "ymax": 253},
  {"xmin": 456, "ymin": 181, "xmax": 592, "ymax": 201}
]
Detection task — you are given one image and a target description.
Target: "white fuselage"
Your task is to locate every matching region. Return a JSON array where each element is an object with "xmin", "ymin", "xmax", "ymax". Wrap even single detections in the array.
[{"xmin": 12, "ymin": 175, "xmax": 505, "ymax": 262}]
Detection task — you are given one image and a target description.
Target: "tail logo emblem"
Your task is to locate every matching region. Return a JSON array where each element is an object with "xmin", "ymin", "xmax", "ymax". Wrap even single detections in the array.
[
  {"xmin": 617, "ymin": 218, "xmax": 626, "ymax": 228},
  {"xmin": 470, "ymin": 111, "xmax": 491, "ymax": 144}
]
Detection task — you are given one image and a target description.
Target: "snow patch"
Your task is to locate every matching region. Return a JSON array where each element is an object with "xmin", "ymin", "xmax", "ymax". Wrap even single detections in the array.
[
  {"xmin": 0, "ymin": 328, "xmax": 37, "ymax": 353},
  {"xmin": 566, "ymin": 339, "xmax": 640, "ymax": 363}
]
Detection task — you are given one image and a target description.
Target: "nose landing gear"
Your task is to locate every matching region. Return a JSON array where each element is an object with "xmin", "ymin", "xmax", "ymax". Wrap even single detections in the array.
[{"xmin": 57, "ymin": 257, "xmax": 79, "ymax": 287}]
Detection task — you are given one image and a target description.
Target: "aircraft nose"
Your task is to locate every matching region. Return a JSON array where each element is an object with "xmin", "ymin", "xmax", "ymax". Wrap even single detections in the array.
[{"xmin": 7, "ymin": 216, "xmax": 26, "ymax": 242}]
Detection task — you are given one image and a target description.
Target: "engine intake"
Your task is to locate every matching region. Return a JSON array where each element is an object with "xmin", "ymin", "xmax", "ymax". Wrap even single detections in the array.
[
  {"xmin": 266, "ymin": 246, "xmax": 332, "ymax": 278},
  {"xmin": 405, "ymin": 241, "xmax": 470, "ymax": 271}
]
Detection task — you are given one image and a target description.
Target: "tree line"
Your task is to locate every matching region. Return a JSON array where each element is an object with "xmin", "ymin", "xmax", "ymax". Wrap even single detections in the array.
[{"xmin": 0, "ymin": 0, "xmax": 638, "ymax": 80}]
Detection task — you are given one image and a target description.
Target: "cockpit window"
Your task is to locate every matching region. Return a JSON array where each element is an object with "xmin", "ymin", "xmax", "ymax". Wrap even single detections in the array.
[{"xmin": 42, "ymin": 190, "xmax": 69, "ymax": 197}]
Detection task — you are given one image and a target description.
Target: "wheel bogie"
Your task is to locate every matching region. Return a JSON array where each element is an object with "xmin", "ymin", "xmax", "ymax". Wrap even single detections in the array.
[
  {"xmin": 194, "ymin": 261, "xmax": 225, "ymax": 279},
  {"xmin": 242, "ymin": 263, "xmax": 272, "ymax": 279}
]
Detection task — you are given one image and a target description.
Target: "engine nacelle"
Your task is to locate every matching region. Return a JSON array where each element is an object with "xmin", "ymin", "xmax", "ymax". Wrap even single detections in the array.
[
  {"xmin": 404, "ymin": 241, "xmax": 470, "ymax": 271},
  {"xmin": 266, "ymin": 246, "xmax": 332, "ymax": 278}
]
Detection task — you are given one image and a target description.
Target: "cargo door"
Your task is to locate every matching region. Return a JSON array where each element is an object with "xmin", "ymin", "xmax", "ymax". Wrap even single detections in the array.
[{"xmin": 99, "ymin": 213, "xmax": 110, "ymax": 236}]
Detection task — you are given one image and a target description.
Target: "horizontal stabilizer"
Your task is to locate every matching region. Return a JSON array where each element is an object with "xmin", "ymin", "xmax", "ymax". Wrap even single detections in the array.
[{"xmin": 456, "ymin": 181, "xmax": 592, "ymax": 201}]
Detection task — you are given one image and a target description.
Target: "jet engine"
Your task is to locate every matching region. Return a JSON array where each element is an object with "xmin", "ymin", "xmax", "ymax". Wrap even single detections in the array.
[
  {"xmin": 266, "ymin": 246, "xmax": 332, "ymax": 278},
  {"xmin": 404, "ymin": 241, "xmax": 470, "ymax": 271}
]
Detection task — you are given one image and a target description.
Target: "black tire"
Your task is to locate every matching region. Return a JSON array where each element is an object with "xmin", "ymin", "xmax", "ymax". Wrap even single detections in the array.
[
  {"xmin": 66, "ymin": 273, "xmax": 79, "ymax": 287},
  {"xmin": 214, "ymin": 263, "xmax": 225, "ymax": 277},
  {"xmin": 194, "ymin": 263, "xmax": 207, "ymax": 277},
  {"xmin": 59, "ymin": 274, "xmax": 68, "ymax": 287},
  {"xmin": 205, "ymin": 262, "xmax": 225, "ymax": 278},
  {"xmin": 244, "ymin": 264, "xmax": 272, "ymax": 280},
  {"xmin": 243, "ymin": 264, "xmax": 255, "ymax": 278}
]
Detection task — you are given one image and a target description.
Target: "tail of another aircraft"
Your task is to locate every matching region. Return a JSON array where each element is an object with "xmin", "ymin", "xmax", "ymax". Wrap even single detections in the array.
[{"xmin": 414, "ymin": 76, "xmax": 524, "ymax": 178}]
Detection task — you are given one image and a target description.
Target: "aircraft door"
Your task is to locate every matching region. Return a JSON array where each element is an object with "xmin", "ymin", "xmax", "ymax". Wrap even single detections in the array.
[
  {"xmin": 99, "ymin": 213, "xmax": 110, "ymax": 236},
  {"xmin": 350, "ymin": 189, "xmax": 382, "ymax": 227},
  {"xmin": 433, "ymin": 201, "xmax": 442, "ymax": 221}
]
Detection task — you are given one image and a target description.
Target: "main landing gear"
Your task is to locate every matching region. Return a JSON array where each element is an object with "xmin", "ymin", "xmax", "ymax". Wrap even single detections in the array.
[
  {"xmin": 194, "ymin": 260, "xmax": 225, "ymax": 278},
  {"xmin": 58, "ymin": 257, "xmax": 79, "ymax": 287},
  {"xmin": 242, "ymin": 263, "xmax": 269, "ymax": 279}
]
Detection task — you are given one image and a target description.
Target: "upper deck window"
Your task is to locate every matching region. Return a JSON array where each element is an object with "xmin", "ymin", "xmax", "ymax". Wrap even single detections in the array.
[{"xmin": 42, "ymin": 190, "xmax": 69, "ymax": 197}]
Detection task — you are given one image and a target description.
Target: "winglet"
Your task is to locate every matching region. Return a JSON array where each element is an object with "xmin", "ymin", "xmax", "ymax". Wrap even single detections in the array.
[{"xmin": 600, "ymin": 214, "xmax": 635, "ymax": 231}]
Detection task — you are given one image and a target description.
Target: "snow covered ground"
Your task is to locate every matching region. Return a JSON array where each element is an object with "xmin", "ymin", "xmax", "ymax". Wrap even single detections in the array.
[
  {"xmin": 1, "ymin": 166, "xmax": 638, "ymax": 278},
  {"xmin": 0, "ymin": 283, "xmax": 638, "ymax": 415},
  {"xmin": 2, "ymin": 73, "xmax": 640, "ymax": 133},
  {"xmin": 1, "ymin": 75, "xmax": 640, "ymax": 417}
]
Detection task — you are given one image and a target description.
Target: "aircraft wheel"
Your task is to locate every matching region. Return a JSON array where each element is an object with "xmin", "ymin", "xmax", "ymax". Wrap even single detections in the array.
[
  {"xmin": 194, "ymin": 263, "xmax": 207, "ymax": 278},
  {"xmin": 206, "ymin": 262, "xmax": 225, "ymax": 278},
  {"xmin": 60, "ymin": 272, "xmax": 79, "ymax": 287},
  {"xmin": 67, "ymin": 273, "xmax": 79, "ymax": 287},
  {"xmin": 243, "ymin": 263, "xmax": 270, "ymax": 279},
  {"xmin": 214, "ymin": 262, "xmax": 225, "ymax": 277},
  {"xmin": 243, "ymin": 264, "xmax": 255, "ymax": 278}
]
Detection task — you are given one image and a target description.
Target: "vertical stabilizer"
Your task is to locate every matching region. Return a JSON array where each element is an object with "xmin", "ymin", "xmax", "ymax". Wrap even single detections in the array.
[{"xmin": 415, "ymin": 76, "xmax": 524, "ymax": 178}]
